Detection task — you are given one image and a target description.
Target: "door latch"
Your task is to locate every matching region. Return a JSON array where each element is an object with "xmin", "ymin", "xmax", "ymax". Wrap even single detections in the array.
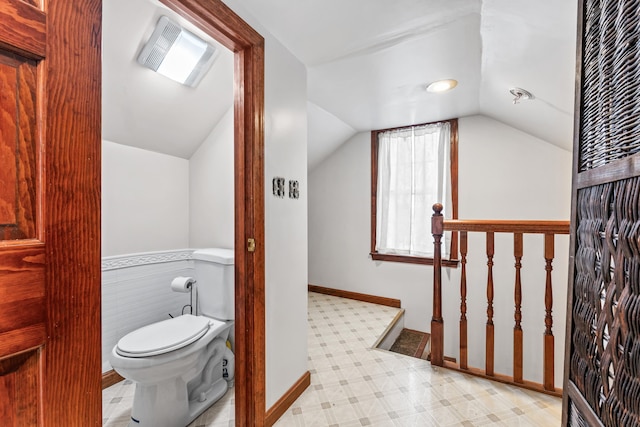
[{"xmin": 247, "ymin": 238, "xmax": 256, "ymax": 253}]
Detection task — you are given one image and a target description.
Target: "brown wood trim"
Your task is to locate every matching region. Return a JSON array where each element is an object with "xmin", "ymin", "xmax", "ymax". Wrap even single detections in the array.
[
  {"xmin": 449, "ymin": 119, "xmax": 459, "ymax": 259},
  {"xmin": 543, "ymin": 234, "xmax": 555, "ymax": 392},
  {"xmin": 425, "ymin": 352, "xmax": 456, "ymax": 363},
  {"xmin": 265, "ymin": 371, "xmax": 311, "ymax": 427},
  {"xmin": 564, "ymin": 5, "xmax": 584, "ymax": 422},
  {"xmin": 370, "ymin": 252, "xmax": 459, "ymax": 267},
  {"xmin": 0, "ymin": 239, "xmax": 44, "ymax": 250},
  {"xmin": 459, "ymin": 231, "xmax": 468, "ymax": 370},
  {"xmin": 440, "ymin": 360, "xmax": 563, "ymax": 398},
  {"xmin": 443, "ymin": 220, "xmax": 570, "ymax": 234},
  {"xmin": 0, "ymin": 0, "xmax": 46, "ymax": 59},
  {"xmin": 160, "ymin": 0, "xmax": 262, "ymax": 50},
  {"xmin": 513, "ymin": 233, "xmax": 523, "ymax": 384},
  {"xmin": 0, "ymin": 325, "xmax": 45, "ymax": 358},
  {"xmin": 370, "ymin": 131, "xmax": 378, "ymax": 256},
  {"xmin": 42, "ymin": 0, "xmax": 103, "ymax": 424},
  {"xmin": 236, "ymin": 42, "xmax": 266, "ymax": 427},
  {"xmin": 371, "ymin": 118, "xmax": 456, "ymax": 134},
  {"xmin": 430, "ymin": 204, "xmax": 444, "ymax": 367},
  {"xmin": 371, "ymin": 118, "xmax": 459, "ymax": 265},
  {"xmin": 485, "ymin": 232, "xmax": 495, "ymax": 377},
  {"xmin": 101, "ymin": 370, "xmax": 124, "ymax": 390},
  {"xmin": 160, "ymin": 1, "xmax": 266, "ymax": 426},
  {"xmin": 309, "ymin": 284, "xmax": 401, "ymax": 308},
  {"xmin": 575, "ymin": 155, "xmax": 640, "ymax": 189},
  {"xmin": 0, "ymin": 247, "xmax": 46, "ymax": 358}
]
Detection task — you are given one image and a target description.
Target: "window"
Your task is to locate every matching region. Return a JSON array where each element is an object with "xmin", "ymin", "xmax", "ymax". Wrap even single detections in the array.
[{"xmin": 370, "ymin": 119, "xmax": 458, "ymax": 265}]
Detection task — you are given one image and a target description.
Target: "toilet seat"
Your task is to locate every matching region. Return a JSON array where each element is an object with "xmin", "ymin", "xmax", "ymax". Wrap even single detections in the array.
[{"xmin": 116, "ymin": 315, "xmax": 211, "ymax": 358}]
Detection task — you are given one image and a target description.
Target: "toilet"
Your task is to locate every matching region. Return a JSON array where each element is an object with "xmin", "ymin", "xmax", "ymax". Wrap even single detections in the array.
[{"xmin": 110, "ymin": 248, "xmax": 235, "ymax": 427}]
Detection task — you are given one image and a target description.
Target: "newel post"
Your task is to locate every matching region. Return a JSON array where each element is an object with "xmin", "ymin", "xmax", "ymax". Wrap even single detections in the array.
[{"xmin": 431, "ymin": 203, "xmax": 444, "ymax": 366}]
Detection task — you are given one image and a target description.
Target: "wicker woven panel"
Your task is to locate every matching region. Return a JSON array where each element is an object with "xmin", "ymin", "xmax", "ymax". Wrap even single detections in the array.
[
  {"xmin": 579, "ymin": 0, "xmax": 640, "ymax": 171},
  {"xmin": 569, "ymin": 400, "xmax": 590, "ymax": 427},
  {"xmin": 572, "ymin": 178, "xmax": 640, "ymax": 426}
]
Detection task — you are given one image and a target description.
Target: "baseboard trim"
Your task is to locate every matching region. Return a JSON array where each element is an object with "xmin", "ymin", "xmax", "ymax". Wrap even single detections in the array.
[
  {"xmin": 308, "ymin": 284, "xmax": 401, "ymax": 308},
  {"xmin": 265, "ymin": 370, "xmax": 311, "ymax": 426},
  {"xmin": 102, "ymin": 369, "xmax": 124, "ymax": 390}
]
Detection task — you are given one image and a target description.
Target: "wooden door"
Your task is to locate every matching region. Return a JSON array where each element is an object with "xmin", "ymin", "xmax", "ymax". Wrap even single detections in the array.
[
  {"xmin": 563, "ymin": 1, "xmax": 640, "ymax": 426},
  {"xmin": 0, "ymin": 0, "xmax": 102, "ymax": 426}
]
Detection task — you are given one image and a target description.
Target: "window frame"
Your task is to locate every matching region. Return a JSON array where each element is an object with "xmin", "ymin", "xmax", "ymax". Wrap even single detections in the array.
[{"xmin": 370, "ymin": 118, "xmax": 459, "ymax": 266}]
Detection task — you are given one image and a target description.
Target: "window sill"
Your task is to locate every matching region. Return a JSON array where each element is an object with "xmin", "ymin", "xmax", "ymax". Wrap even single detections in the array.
[{"xmin": 370, "ymin": 252, "xmax": 459, "ymax": 267}]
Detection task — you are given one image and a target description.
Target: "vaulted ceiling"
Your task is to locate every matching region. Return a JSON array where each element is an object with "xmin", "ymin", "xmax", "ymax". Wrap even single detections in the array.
[{"xmin": 102, "ymin": 0, "xmax": 578, "ymax": 168}]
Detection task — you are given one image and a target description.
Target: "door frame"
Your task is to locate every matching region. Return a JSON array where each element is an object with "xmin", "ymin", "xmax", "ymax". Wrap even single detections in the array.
[{"xmin": 159, "ymin": 1, "xmax": 266, "ymax": 425}]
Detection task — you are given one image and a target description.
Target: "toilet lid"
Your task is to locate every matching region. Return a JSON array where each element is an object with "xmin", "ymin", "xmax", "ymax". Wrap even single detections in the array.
[{"xmin": 116, "ymin": 315, "xmax": 211, "ymax": 358}]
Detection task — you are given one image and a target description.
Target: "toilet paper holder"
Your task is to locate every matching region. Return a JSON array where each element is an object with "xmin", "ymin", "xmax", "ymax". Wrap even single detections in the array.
[{"xmin": 171, "ymin": 276, "xmax": 197, "ymax": 315}]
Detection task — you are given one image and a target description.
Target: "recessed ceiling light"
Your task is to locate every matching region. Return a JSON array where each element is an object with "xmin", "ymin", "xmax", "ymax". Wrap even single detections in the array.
[{"xmin": 426, "ymin": 79, "xmax": 458, "ymax": 93}]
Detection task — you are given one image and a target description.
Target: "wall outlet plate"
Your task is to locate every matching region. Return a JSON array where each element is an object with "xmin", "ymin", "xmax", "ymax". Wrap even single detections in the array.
[
  {"xmin": 272, "ymin": 177, "xmax": 285, "ymax": 198},
  {"xmin": 289, "ymin": 180, "xmax": 299, "ymax": 199}
]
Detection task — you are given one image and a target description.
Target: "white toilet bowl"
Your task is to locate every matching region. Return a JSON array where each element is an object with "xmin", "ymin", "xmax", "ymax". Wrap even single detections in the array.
[{"xmin": 110, "ymin": 314, "xmax": 233, "ymax": 427}]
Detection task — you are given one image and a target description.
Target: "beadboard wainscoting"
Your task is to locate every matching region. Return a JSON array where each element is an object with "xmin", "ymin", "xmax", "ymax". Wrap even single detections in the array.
[{"xmin": 101, "ymin": 249, "xmax": 195, "ymax": 373}]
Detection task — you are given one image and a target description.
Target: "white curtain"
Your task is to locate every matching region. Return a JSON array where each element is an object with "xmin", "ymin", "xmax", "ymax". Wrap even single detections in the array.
[{"xmin": 376, "ymin": 122, "xmax": 451, "ymax": 257}]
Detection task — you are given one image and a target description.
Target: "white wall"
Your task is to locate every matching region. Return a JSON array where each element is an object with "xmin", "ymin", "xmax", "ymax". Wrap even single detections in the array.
[
  {"xmin": 189, "ymin": 107, "xmax": 235, "ymax": 249},
  {"xmin": 102, "ymin": 140, "xmax": 190, "ymax": 257},
  {"xmin": 263, "ymin": 38, "xmax": 308, "ymax": 409},
  {"xmin": 220, "ymin": 0, "xmax": 309, "ymax": 409},
  {"xmin": 457, "ymin": 115, "xmax": 571, "ymax": 220},
  {"xmin": 308, "ymin": 114, "xmax": 572, "ymax": 386}
]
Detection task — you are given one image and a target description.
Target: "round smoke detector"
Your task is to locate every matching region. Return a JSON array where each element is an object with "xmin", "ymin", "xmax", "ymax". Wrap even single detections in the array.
[{"xmin": 509, "ymin": 87, "xmax": 534, "ymax": 104}]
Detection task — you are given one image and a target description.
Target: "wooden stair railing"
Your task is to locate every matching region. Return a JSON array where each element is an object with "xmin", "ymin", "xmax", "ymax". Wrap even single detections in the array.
[{"xmin": 431, "ymin": 203, "xmax": 570, "ymax": 396}]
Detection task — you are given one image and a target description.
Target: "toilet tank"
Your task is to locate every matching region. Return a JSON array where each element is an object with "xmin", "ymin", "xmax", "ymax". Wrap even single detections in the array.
[{"xmin": 192, "ymin": 248, "xmax": 234, "ymax": 320}]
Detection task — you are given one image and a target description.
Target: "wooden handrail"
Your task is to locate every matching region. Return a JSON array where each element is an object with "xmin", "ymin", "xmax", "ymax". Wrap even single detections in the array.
[
  {"xmin": 431, "ymin": 204, "xmax": 570, "ymax": 397},
  {"xmin": 442, "ymin": 220, "xmax": 570, "ymax": 234}
]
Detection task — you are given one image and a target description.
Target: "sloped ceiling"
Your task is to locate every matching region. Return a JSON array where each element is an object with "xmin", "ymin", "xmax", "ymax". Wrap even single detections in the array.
[
  {"xmin": 102, "ymin": 0, "xmax": 234, "ymax": 159},
  {"xmin": 479, "ymin": 0, "xmax": 578, "ymax": 149},
  {"xmin": 102, "ymin": 0, "xmax": 578, "ymax": 165}
]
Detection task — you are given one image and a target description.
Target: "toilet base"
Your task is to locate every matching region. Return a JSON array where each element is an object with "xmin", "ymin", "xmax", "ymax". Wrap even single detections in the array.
[
  {"xmin": 127, "ymin": 377, "xmax": 228, "ymax": 427},
  {"xmin": 187, "ymin": 377, "xmax": 229, "ymax": 422}
]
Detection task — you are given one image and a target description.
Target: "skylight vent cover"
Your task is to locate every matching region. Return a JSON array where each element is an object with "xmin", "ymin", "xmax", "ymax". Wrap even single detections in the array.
[
  {"xmin": 137, "ymin": 16, "xmax": 217, "ymax": 87},
  {"xmin": 140, "ymin": 19, "xmax": 181, "ymax": 71}
]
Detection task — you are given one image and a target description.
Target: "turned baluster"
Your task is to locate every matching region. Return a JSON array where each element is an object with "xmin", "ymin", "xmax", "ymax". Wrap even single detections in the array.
[
  {"xmin": 431, "ymin": 203, "xmax": 444, "ymax": 366},
  {"xmin": 513, "ymin": 233, "xmax": 524, "ymax": 383},
  {"xmin": 459, "ymin": 231, "xmax": 468, "ymax": 370},
  {"xmin": 486, "ymin": 232, "xmax": 495, "ymax": 376},
  {"xmin": 543, "ymin": 233, "xmax": 555, "ymax": 391}
]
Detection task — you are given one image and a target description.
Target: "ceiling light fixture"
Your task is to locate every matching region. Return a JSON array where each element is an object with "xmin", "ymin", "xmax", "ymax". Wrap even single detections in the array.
[
  {"xmin": 137, "ymin": 16, "xmax": 217, "ymax": 87},
  {"xmin": 509, "ymin": 87, "xmax": 534, "ymax": 104},
  {"xmin": 426, "ymin": 79, "xmax": 458, "ymax": 93}
]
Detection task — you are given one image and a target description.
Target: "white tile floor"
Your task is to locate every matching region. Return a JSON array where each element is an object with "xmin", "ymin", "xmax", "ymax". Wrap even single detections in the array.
[{"xmin": 103, "ymin": 292, "xmax": 562, "ymax": 426}]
